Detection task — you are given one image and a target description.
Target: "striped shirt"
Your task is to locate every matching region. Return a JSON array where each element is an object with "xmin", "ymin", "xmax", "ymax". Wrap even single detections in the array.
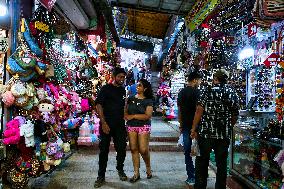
[{"xmin": 198, "ymin": 84, "xmax": 239, "ymax": 139}]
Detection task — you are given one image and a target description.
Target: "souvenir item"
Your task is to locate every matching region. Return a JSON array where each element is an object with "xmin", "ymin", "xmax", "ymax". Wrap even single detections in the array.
[
  {"xmin": 7, "ymin": 58, "xmax": 27, "ymax": 75},
  {"xmin": 23, "ymin": 20, "xmax": 43, "ymax": 57},
  {"xmin": 7, "ymin": 168, "xmax": 28, "ymax": 189},
  {"xmin": 11, "ymin": 80, "xmax": 27, "ymax": 97},
  {"xmin": 20, "ymin": 120, "xmax": 35, "ymax": 147},
  {"xmin": 3, "ymin": 119, "xmax": 20, "ymax": 145},
  {"xmin": 2, "ymin": 91, "xmax": 15, "ymax": 107},
  {"xmin": 15, "ymin": 57, "xmax": 36, "ymax": 69},
  {"xmin": 26, "ymin": 83, "xmax": 35, "ymax": 97},
  {"xmin": 45, "ymin": 64, "xmax": 55, "ymax": 78},
  {"xmin": 14, "ymin": 95, "xmax": 29, "ymax": 107}
]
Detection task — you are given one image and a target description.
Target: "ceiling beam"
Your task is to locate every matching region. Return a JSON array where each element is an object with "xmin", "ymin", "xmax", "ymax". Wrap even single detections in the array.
[
  {"xmin": 77, "ymin": 0, "xmax": 97, "ymax": 20},
  {"xmin": 177, "ymin": 0, "xmax": 185, "ymax": 14},
  {"xmin": 55, "ymin": 0, "xmax": 90, "ymax": 29},
  {"xmin": 110, "ymin": 2, "xmax": 186, "ymax": 15},
  {"xmin": 158, "ymin": 0, "xmax": 163, "ymax": 11}
]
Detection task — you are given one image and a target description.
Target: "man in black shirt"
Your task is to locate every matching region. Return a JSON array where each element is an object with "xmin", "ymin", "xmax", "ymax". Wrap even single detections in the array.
[
  {"xmin": 94, "ymin": 67, "xmax": 128, "ymax": 188},
  {"xmin": 177, "ymin": 71, "xmax": 202, "ymax": 186},
  {"xmin": 191, "ymin": 69, "xmax": 239, "ymax": 189}
]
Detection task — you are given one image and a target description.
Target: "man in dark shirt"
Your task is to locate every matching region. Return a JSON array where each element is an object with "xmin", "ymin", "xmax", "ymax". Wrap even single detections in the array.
[
  {"xmin": 191, "ymin": 69, "xmax": 239, "ymax": 189},
  {"xmin": 94, "ymin": 67, "xmax": 128, "ymax": 188},
  {"xmin": 177, "ymin": 71, "xmax": 202, "ymax": 185}
]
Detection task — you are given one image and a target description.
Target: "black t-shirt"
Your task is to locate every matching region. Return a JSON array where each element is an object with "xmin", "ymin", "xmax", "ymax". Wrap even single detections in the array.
[
  {"xmin": 177, "ymin": 86, "xmax": 200, "ymax": 129},
  {"xmin": 126, "ymin": 96, "xmax": 153, "ymax": 127},
  {"xmin": 95, "ymin": 84, "xmax": 126, "ymax": 122}
]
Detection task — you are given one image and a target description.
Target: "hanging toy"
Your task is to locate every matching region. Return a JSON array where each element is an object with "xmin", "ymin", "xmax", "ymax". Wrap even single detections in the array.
[{"xmin": 23, "ymin": 20, "xmax": 43, "ymax": 57}]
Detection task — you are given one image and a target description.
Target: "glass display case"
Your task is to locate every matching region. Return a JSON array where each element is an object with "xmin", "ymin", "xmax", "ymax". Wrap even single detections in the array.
[{"xmin": 230, "ymin": 111, "xmax": 283, "ymax": 189}]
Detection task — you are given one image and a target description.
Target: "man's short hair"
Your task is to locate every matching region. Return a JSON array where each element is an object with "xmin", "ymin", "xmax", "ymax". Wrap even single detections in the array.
[
  {"xmin": 213, "ymin": 69, "xmax": 229, "ymax": 84},
  {"xmin": 187, "ymin": 71, "xmax": 203, "ymax": 82},
  {"xmin": 113, "ymin": 67, "xmax": 126, "ymax": 76}
]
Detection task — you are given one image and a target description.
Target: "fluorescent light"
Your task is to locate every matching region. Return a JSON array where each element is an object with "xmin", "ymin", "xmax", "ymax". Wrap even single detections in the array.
[
  {"xmin": 238, "ymin": 47, "xmax": 254, "ymax": 60},
  {"xmin": 62, "ymin": 44, "xmax": 72, "ymax": 52},
  {"xmin": 0, "ymin": 4, "xmax": 7, "ymax": 16}
]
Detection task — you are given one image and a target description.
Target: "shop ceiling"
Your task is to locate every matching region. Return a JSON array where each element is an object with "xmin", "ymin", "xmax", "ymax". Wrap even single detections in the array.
[{"xmin": 54, "ymin": 0, "xmax": 194, "ymax": 42}]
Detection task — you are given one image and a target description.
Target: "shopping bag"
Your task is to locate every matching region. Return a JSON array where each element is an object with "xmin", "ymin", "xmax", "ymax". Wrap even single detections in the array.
[
  {"xmin": 190, "ymin": 139, "xmax": 200, "ymax": 157},
  {"xmin": 177, "ymin": 134, "xmax": 183, "ymax": 147}
]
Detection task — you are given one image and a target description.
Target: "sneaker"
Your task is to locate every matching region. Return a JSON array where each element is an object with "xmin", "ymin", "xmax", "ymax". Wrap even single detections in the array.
[
  {"xmin": 94, "ymin": 177, "xmax": 105, "ymax": 188},
  {"xmin": 118, "ymin": 170, "xmax": 128, "ymax": 181},
  {"xmin": 185, "ymin": 178, "xmax": 195, "ymax": 185}
]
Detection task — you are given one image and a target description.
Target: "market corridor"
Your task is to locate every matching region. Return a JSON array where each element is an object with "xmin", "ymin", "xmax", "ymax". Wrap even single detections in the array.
[{"xmin": 23, "ymin": 118, "xmax": 219, "ymax": 189}]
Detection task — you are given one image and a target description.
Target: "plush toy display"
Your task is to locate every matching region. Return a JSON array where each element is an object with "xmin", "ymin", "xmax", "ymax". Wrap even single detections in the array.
[
  {"xmin": 38, "ymin": 99, "xmax": 54, "ymax": 123},
  {"xmin": 20, "ymin": 120, "xmax": 35, "ymax": 147},
  {"xmin": 3, "ymin": 119, "xmax": 21, "ymax": 145}
]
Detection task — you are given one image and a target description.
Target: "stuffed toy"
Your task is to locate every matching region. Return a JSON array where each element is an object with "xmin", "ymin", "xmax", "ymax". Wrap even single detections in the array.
[
  {"xmin": 274, "ymin": 149, "xmax": 284, "ymax": 182},
  {"xmin": 38, "ymin": 99, "xmax": 54, "ymax": 123},
  {"xmin": 81, "ymin": 98, "xmax": 90, "ymax": 112},
  {"xmin": 63, "ymin": 117, "xmax": 81, "ymax": 129},
  {"xmin": 2, "ymin": 91, "xmax": 15, "ymax": 107},
  {"xmin": 79, "ymin": 115, "xmax": 90, "ymax": 137},
  {"xmin": 36, "ymin": 88, "xmax": 47, "ymax": 100},
  {"xmin": 14, "ymin": 116, "xmax": 26, "ymax": 125},
  {"xmin": 20, "ymin": 120, "xmax": 35, "ymax": 147},
  {"xmin": 3, "ymin": 119, "xmax": 20, "ymax": 145}
]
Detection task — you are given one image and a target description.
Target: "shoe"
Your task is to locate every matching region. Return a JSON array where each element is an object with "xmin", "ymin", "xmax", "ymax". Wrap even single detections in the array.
[
  {"xmin": 118, "ymin": 170, "xmax": 128, "ymax": 181},
  {"xmin": 185, "ymin": 178, "xmax": 195, "ymax": 185},
  {"xmin": 94, "ymin": 177, "xmax": 105, "ymax": 188},
  {"xmin": 129, "ymin": 174, "xmax": 141, "ymax": 183},
  {"xmin": 146, "ymin": 171, "xmax": 152, "ymax": 179}
]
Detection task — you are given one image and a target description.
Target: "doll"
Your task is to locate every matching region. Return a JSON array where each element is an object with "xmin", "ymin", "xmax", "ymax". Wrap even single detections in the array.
[{"xmin": 38, "ymin": 99, "xmax": 54, "ymax": 123}]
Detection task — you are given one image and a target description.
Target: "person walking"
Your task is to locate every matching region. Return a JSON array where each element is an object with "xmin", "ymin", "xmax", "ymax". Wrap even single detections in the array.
[
  {"xmin": 127, "ymin": 79, "xmax": 137, "ymax": 98},
  {"xmin": 190, "ymin": 69, "xmax": 239, "ymax": 189},
  {"xmin": 177, "ymin": 71, "xmax": 203, "ymax": 185},
  {"xmin": 94, "ymin": 67, "xmax": 128, "ymax": 188},
  {"xmin": 124, "ymin": 79, "xmax": 154, "ymax": 183}
]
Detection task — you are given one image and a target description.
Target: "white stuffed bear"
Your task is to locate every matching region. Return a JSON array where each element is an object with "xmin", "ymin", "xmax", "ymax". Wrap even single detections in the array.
[{"xmin": 20, "ymin": 120, "xmax": 35, "ymax": 147}]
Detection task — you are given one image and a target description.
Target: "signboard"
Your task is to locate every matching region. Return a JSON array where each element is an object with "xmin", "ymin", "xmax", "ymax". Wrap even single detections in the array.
[
  {"xmin": 248, "ymin": 23, "xmax": 258, "ymax": 37},
  {"xmin": 263, "ymin": 53, "xmax": 281, "ymax": 67},
  {"xmin": 185, "ymin": 0, "xmax": 219, "ymax": 32}
]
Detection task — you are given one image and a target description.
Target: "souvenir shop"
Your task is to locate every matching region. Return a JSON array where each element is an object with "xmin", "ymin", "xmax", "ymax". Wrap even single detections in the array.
[
  {"xmin": 0, "ymin": 1, "xmax": 126, "ymax": 187},
  {"xmin": 157, "ymin": 0, "xmax": 284, "ymax": 188}
]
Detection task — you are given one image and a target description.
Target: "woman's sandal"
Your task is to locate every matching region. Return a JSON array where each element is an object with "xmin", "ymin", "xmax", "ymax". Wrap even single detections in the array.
[
  {"xmin": 146, "ymin": 171, "xmax": 152, "ymax": 179},
  {"xmin": 129, "ymin": 174, "xmax": 140, "ymax": 183}
]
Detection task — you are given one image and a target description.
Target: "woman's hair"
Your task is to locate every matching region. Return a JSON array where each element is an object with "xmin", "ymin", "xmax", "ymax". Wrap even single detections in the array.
[{"xmin": 139, "ymin": 79, "xmax": 153, "ymax": 99}]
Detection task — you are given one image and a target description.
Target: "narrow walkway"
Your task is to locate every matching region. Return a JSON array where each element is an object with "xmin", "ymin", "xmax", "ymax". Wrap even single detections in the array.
[
  {"xmin": 26, "ymin": 117, "xmax": 220, "ymax": 189},
  {"xmin": 29, "ymin": 150, "xmax": 217, "ymax": 189}
]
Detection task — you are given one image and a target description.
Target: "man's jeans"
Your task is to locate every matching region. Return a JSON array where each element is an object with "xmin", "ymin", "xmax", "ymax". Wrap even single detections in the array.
[
  {"xmin": 183, "ymin": 129, "xmax": 195, "ymax": 179},
  {"xmin": 98, "ymin": 120, "xmax": 127, "ymax": 178},
  {"xmin": 194, "ymin": 137, "xmax": 230, "ymax": 189}
]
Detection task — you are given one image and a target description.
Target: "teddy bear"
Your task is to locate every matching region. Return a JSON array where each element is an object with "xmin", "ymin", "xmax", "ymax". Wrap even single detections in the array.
[
  {"xmin": 3, "ymin": 119, "xmax": 20, "ymax": 145},
  {"xmin": 20, "ymin": 120, "xmax": 35, "ymax": 147}
]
